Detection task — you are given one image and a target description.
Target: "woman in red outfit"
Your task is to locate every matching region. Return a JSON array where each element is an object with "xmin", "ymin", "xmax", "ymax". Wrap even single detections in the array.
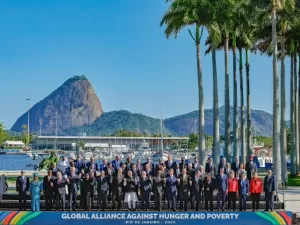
[
  {"xmin": 249, "ymin": 172, "xmax": 262, "ymax": 211},
  {"xmin": 227, "ymin": 170, "xmax": 238, "ymax": 211}
]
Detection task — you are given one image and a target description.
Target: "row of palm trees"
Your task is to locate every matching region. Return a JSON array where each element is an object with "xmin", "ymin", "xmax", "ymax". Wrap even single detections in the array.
[{"xmin": 160, "ymin": 0, "xmax": 300, "ymax": 183}]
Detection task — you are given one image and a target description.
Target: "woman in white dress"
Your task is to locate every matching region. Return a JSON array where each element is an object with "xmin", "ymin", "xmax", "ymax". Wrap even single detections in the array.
[{"xmin": 123, "ymin": 170, "xmax": 139, "ymax": 211}]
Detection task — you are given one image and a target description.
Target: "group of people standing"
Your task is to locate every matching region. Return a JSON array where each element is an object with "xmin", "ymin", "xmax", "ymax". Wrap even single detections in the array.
[{"xmin": 16, "ymin": 154, "xmax": 276, "ymax": 212}]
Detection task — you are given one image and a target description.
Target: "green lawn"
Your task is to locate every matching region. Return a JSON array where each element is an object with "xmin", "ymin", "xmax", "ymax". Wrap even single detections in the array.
[{"xmin": 287, "ymin": 175, "xmax": 300, "ymax": 186}]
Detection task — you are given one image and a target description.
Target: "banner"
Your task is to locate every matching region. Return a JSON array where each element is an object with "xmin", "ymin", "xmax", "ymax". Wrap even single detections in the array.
[{"xmin": 0, "ymin": 211, "xmax": 292, "ymax": 225}]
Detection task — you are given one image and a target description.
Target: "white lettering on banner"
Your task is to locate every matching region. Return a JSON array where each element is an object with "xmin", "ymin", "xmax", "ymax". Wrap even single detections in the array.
[
  {"xmin": 158, "ymin": 214, "xmax": 189, "ymax": 220},
  {"xmin": 206, "ymin": 213, "xmax": 239, "ymax": 220},
  {"xmin": 190, "ymin": 213, "xmax": 206, "ymax": 219},
  {"xmin": 126, "ymin": 213, "xmax": 159, "ymax": 220},
  {"xmin": 61, "ymin": 213, "xmax": 239, "ymax": 220}
]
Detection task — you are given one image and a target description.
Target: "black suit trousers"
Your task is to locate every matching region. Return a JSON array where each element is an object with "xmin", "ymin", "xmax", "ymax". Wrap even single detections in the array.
[
  {"xmin": 69, "ymin": 189, "xmax": 77, "ymax": 209},
  {"xmin": 179, "ymin": 190, "xmax": 189, "ymax": 211},
  {"xmin": 154, "ymin": 190, "xmax": 162, "ymax": 210},
  {"xmin": 45, "ymin": 189, "xmax": 53, "ymax": 210},
  {"xmin": 18, "ymin": 190, "xmax": 27, "ymax": 210},
  {"xmin": 191, "ymin": 191, "xmax": 201, "ymax": 210},
  {"xmin": 205, "ymin": 190, "xmax": 213, "ymax": 211},
  {"xmin": 112, "ymin": 190, "xmax": 122, "ymax": 210},
  {"xmin": 98, "ymin": 190, "xmax": 107, "ymax": 210},
  {"xmin": 227, "ymin": 192, "xmax": 237, "ymax": 210}
]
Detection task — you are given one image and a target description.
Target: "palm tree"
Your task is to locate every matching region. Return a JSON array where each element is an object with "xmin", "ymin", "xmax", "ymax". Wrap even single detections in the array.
[
  {"xmin": 160, "ymin": 0, "xmax": 218, "ymax": 167},
  {"xmin": 207, "ymin": 26, "xmax": 222, "ymax": 166}
]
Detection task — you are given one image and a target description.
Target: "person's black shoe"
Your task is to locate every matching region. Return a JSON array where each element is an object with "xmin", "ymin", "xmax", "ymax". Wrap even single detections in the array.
[
  {"xmin": 252, "ymin": 210, "xmax": 255, "ymax": 212},
  {"xmin": 264, "ymin": 209, "xmax": 269, "ymax": 211}
]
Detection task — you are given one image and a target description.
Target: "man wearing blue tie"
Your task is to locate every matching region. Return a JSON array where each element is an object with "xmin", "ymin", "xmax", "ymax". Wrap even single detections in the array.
[
  {"xmin": 238, "ymin": 172, "xmax": 249, "ymax": 211},
  {"xmin": 166, "ymin": 169, "xmax": 178, "ymax": 211},
  {"xmin": 216, "ymin": 167, "xmax": 227, "ymax": 211}
]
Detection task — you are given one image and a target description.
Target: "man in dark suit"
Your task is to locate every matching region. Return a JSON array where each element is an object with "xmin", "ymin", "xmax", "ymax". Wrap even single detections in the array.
[
  {"xmin": 144, "ymin": 164, "xmax": 154, "ymax": 178},
  {"xmin": 143, "ymin": 158, "xmax": 155, "ymax": 173},
  {"xmin": 16, "ymin": 170, "xmax": 30, "ymax": 211},
  {"xmin": 51, "ymin": 162, "xmax": 58, "ymax": 177},
  {"xmin": 97, "ymin": 170, "xmax": 110, "ymax": 211},
  {"xmin": 55, "ymin": 171, "xmax": 68, "ymax": 211},
  {"xmin": 192, "ymin": 157, "xmax": 199, "ymax": 170},
  {"xmin": 205, "ymin": 157, "xmax": 216, "ymax": 177},
  {"xmin": 99, "ymin": 159, "xmax": 107, "ymax": 172},
  {"xmin": 179, "ymin": 157, "xmax": 186, "ymax": 173},
  {"xmin": 238, "ymin": 172, "xmax": 249, "ymax": 211},
  {"xmin": 74, "ymin": 154, "xmax": 85, "ymax": 170},
  {"xmin": 139, "ymin": 171, "xmax": 151, "ymax": 211},
  {"xmin": 111, "ymin": 168, "xmax": 124, "ymax": 211},
  {"xmin": 231, "ymin": 157, "xmax": 240, "ymax": 174},
  {"xmin": 166, "ymin": 169, "xmax": 178, "ymax": 211},
  {"xmin": 165, "ymin": 155, "xmax": 177, "ymax": 171},
  {"xmin": 81, "ymin": 172, "xmax": 95, "ymax": 211},
  {"xmin": 218, "ymin": 157, "xmax": 227, "ymax": 174},
  {"xmin": 203, "ymin": 173, "xmax": 215, "ymax": 211},
  {"xmin": 86, "ymin": 157, "xmax": 99, "ymax": 172},
  {"xmin": 153, "ymin": 169, "xmax": 165, "ymax": 211},
  {"xmin": 43, "ymin": 170, "xmax": 56, "ymax": 211},
  {"xmin": 216, "ymin": 167, "xmax": 227, "ymax": 211},
  {"xmin": 105, "ymin": 163, "xmax": 115, "ymax": 203},
  {"xmin": 178, "ymin": 169, "xmax": 190, "ymax": 211},
  {"xmin": 245, "ymin": 156, "xmax": 257, "ymax": 180},
  {"xmin": 68, "ymin": 167, "xmax": 81, "ymax": 211},
  {"xmin": 191, "ymin": 170, "xmax": 203, "ymax": 211},
  {"xmin": 264, "ymin": 170, "xmax": 276, "ymax": 211}
]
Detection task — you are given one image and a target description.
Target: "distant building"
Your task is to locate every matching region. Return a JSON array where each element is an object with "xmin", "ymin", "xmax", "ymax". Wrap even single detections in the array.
[{"xmin": 3, "ymin": 141, "xmax": 25, "ymax": 148}]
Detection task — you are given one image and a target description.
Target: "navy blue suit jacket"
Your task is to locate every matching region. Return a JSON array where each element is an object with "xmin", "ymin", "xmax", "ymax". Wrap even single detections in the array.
[
  {"xmin": 238, "ymin": 179, "xmax": 249, "ymax": 195},
  {"xmin": 16, "ymin": 176, "xmax": 30, "ymax": 192},
  {"xmin": 216, "ymin": 174, "xmax": 228, "ymax": 191},
  {"xmin": 112, "ymin": 160, "xmax": 122, "ymax": 170},
  {"xmin": 86, "ymin": 162, "xmax": 99, "ymax": 171},
  {"xmin": 166, "ymin": 175, "xmax": 178, "ymax": 193}
]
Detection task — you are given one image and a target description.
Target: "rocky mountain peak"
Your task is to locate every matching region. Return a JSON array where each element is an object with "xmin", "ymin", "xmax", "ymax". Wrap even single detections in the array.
[{"xmin": 11, "ymin": 75, "xmax": 103, "ymax": 134}]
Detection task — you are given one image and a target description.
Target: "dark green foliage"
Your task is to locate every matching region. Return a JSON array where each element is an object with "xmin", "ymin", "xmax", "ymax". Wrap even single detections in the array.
[
  {"xmin": 38, "ymin": 151, "xmax": 59, "ymax": 170},
  {"xmin": 62, "ymin": 110, "xmax": 173, "ymax": 136}
]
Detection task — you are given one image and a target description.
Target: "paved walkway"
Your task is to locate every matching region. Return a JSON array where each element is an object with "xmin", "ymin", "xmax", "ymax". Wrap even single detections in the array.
[{"xmin": 278, "ymin": 186, "xmax": 300, "ymax": 216}]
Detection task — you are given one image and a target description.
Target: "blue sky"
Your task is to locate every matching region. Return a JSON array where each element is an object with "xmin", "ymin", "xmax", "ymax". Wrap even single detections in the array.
[{"xmin": 0, "ymin": 0, "xmax": 290, "ymax": 129}]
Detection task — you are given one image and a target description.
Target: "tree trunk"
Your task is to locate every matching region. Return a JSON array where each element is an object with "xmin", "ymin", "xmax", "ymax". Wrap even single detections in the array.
[
  {"xmin": 246, "ymin": 49, "xmax": 252, "ymax": 157},
  {"xmin": 212, "ymin": 48, "xmax": 220, "ymax": 165},
  {"xmin": 225, "ymin": 35, "xmax": 231, "ymax": 162},
  {"xmin": 298, "ymin": 52, "xmax": 300, "ymax": 174},
  {"xmin": 290, "ymin": 46, "xmax": 296, "ymax": 176},
  {"xmin": 280, "ymin": 29, "xmax": 287, "ymax": 183},
  {"xmin": 271, "ymin": 6, "xmax": 281, "ymax": 180},
  {"xmin": 294, "ymin": 49, "xmax": 299, "ymax": 173},
  {"xmin": 232, "ymin": 34, "xmax": 238, "ymax": 161},
  {"xmin": 196, "ymin": 27, "xmax": 206, "ymax": 167},
  {"xmin": 239, "ymin": 48, "xmax": 245, "ymax": 164}
]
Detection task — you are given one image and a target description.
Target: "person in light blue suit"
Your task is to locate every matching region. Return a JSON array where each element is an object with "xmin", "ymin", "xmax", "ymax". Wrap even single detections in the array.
[
  {"xmin": 216, "ymin": 167, "xmax": 227, "ymax": 211},
  {"xmin": 166, "ymin": 169, "xmax": 178, "ymax": 211},
  {"xmin": 29, "ymin": 173, "xmax": 43, "ymax": 211},
  {"xmin": 238, "ymin": 172, "xmax": 249, "ymax": 211}
]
